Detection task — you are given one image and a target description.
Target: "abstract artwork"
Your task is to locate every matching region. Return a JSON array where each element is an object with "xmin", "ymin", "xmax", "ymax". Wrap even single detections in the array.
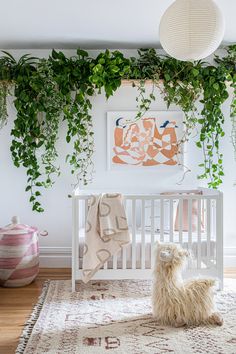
[{"xmin": 107, "ymin": 111, "xmax": 183, "ymax": 169}]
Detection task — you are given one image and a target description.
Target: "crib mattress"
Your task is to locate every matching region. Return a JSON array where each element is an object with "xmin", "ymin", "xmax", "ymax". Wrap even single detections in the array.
[{"xmin": 78, "ymin": 228, "xmax": 216, "ymax": 269}]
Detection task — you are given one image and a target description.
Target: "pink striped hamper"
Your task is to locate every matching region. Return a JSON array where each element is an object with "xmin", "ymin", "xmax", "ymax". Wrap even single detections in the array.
[{"xmin": 0, "ymin": 216, "xmax": 39, "ymax": 287}]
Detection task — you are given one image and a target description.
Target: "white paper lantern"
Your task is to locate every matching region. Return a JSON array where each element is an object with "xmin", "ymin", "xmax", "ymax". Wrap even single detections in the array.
[{"xmin": 159, "ymin": 0, "xmax": 225, "ymax": 61}]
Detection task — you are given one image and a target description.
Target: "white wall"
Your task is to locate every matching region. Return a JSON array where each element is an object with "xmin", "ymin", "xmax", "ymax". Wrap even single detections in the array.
[{"xmin": 0, "ymin": 50, "xmax": 235, "ymax": 267}]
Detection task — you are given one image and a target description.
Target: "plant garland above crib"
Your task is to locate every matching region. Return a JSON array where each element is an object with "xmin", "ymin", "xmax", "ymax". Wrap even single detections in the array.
[{"xmin": 0, "ymin": 46, "xmax": 235, "ymax": 212}]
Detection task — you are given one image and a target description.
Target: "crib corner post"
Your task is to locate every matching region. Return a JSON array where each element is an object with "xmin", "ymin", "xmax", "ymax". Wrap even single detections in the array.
[
  {"xmin": 72, "ymin": 192, "xmax": 78, "ymax": 292},
  {"xmin": 216, "ymin": 191, "xmax": 224, "ymax": 290}
]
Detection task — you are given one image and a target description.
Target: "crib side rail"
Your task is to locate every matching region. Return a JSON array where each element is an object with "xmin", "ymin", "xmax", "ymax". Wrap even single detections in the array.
[{"xmin": 72, "ymin": 191, "xmax": 223, "ymax": 289}]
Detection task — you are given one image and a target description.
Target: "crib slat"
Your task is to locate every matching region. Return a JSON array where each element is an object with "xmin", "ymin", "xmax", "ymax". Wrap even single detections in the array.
[
  {"xmin": 187, "ymin": 198, "xmax": 192, "ymax": 268},
  {"xmin": 132, "ymin": 199, "xmax": 136, "ymax": 269},
  {"xmin": 188, "ymin": 198, "xmax": 192, "ymax": 249},
  {"xmin": 212, "ymin": 200, "xmax": 216, "ymax": 241},
  {"xmin": 77, "ymin": 200, "xmax": 81, "ymax": 268},
  {"xmin": 169, "ymin": 199, "xmax": 174, "ymax": 242},
  {"xmin": 113, "ymin": 254, "xmax": 117, "ymax": 270},
  {"xmin": 178, "ymin": 198, "xmax": 183, "ymax": 244},
  {"xmin": 122, "ymin": 198, "xmax": 127, "ymax": 269},
  {"xmin": 85, "ymin": 199, "xmax": 88, "ymax": 223},
  {"xmin": 83, "ymin": 199, "xmax": 89, "ymax": 269},
  {"xmin": 151, "ymin": 199, "xmax": 155, "ymax": 269},
  {"xmin": 197, "ymin": 199, "xmax": 201, "ymax": 269},
  {"xmin": 160, "ymin": 199, "xmax": 164, "ymax": 242},
  {"xmin": 122, "ymin": 248, "xmax": 126, "ymax": 269},
  {"xmin": 207, "ymin": 199, "xmax": 211, "ymax": 268},
  {"xmin": 141, "ymin": 199, "xmax": 145, "ymax": 269}
]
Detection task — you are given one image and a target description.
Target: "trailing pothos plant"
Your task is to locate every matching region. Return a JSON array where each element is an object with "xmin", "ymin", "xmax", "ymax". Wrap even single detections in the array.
[
  {"xmin": 215, "ymin": 45, "xmax": 236, "ymax": 160},
  {"xmin": 0, "ymin": 46, "xmax": 235, "ymax": 211},
  {"xmin": 128, "ymin": 46, "xmax": 236, "ymax": 188}
]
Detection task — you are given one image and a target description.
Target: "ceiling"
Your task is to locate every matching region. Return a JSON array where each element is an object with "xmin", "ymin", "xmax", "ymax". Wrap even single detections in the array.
[{"xmin": 1, "ymin": 0, "xmax": 235, "ymax": 49}]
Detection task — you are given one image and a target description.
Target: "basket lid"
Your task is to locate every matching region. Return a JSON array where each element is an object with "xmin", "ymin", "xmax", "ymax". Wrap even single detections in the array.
[{"xmin": 0, "ymin": 216, "xmax": 38, "ymax": 235}]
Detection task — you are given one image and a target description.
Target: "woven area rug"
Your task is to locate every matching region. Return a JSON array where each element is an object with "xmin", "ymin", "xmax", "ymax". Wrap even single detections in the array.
[{"xmin": 16, "ymin": 279, "xmax": 236, "ymax": 354}]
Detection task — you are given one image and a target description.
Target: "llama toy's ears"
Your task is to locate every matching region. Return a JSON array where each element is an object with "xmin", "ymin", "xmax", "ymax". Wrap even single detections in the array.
[{"xmin": 156, "ymin": 240, "xmax": 161, "ymax": 246}]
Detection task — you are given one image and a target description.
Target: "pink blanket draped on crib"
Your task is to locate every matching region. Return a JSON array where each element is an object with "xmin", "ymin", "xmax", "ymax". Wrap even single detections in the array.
[{"xmin": 82, "ymin": 193, "xmax": 130, "ymax": 283}]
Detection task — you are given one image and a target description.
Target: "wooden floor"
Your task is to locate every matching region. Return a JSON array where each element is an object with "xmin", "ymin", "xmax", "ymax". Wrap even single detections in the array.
[
  {"xmin": 0, "ymin": 268, "xmax": 235, "ymax": 354},
  {"xmin": 0, "ymin": 269, "xmax": 71, "ymax": 354}
]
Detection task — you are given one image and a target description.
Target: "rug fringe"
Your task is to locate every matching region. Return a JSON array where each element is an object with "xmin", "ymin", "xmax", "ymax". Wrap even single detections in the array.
[{"xmin": 15, "ymin": 280, "xmax": 51, "ymax": 354}]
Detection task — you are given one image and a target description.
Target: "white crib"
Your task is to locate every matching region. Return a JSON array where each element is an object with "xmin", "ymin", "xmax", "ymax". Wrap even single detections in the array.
[{"xmin": 71, "ymin": 188, "xmax": 223, "ymax": 291}]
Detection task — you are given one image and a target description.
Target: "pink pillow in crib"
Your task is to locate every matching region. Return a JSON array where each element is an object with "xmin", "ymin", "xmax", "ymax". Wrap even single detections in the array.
[
  {"xmin": 162, "ymin": 190, "xmax": 204, "ymax": 232},
  {"xmin": 175, "ymin": 190, "xmax": 205, "ymax": 232}
]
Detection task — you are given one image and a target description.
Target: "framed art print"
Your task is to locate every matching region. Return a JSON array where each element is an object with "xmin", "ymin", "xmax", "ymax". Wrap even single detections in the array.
[{"xmin": 107, "ymin": 111, "xmax": 184, "ymax": 170}]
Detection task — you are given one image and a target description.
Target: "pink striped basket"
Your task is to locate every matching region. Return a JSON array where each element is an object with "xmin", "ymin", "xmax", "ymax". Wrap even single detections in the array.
[{"xmin": 0, "ymin": 216, "xmax": 40, "ymax": 287}]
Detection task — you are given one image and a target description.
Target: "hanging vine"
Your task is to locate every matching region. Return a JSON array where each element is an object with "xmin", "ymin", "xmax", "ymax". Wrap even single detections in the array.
[
  {"xmin": 49, "ymin": 49, "xmax": 95, "ymax": 187},
  {"xmin": 215, "ymin": 45, "xmax": 236, "ymax": 160},
  {"xmin": 0, "ymin": 52, "xmax": 16, "ymax": 128},
  {"xmin": 0, "ymin": 46, "xmax": 235, "ymax": 211},
  {"xmin": 128, "ymin": 48, "xmax": 235, "ymax": 187}
]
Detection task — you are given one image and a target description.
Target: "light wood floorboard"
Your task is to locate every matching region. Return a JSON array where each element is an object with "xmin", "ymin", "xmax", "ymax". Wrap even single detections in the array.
[{"xmin": 0, "ymin": 268, "xmax": 235, "ymax": 354}]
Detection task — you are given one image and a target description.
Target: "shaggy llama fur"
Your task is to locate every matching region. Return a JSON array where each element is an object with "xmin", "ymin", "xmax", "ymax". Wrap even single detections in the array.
[{"xmin": 152, "ymin": 242, "xmax": 223, "ymax": 327}]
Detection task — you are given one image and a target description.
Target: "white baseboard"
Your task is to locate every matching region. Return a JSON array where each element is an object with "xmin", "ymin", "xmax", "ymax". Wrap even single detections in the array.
[
  {"xmin": 39, "ymin": 246, "xmax": 236, "ymax": 268},
  {"xmin": 39, "ymin": 247, "xmax": 71, "ymax": 268}
]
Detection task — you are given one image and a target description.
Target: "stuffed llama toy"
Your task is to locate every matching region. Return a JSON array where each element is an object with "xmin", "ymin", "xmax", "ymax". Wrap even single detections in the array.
[{"xmin": 152, "ymin": 241, "xmax": 223, "ymax": 327}]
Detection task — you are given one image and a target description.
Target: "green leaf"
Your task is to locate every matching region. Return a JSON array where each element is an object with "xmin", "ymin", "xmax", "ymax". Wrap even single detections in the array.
[
  {"xmin": 192, "ymin": 68, "xmax": 199, "ymax": 77},
  {"xmin": 164, "ymin": 73, "xmax": 170, "ymax": 81},
  {"xmin": 196, "ymin": 141, "xmax": 202, "ymax": 148},
  {"xmin": 77, "ymin": 49, "xmax": 89, "ymax": 57}
]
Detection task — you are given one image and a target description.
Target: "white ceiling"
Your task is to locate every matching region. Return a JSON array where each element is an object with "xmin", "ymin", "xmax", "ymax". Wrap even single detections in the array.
[{"xmin": 1, "ymin": 0, "xmax": 235, "ymax": 49}]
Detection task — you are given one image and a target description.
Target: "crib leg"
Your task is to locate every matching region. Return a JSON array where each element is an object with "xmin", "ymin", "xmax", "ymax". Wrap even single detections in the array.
[
  {"xmin": 72, "ymin": 194, "xmax": 78, "ymax": 292},
  {"xmin": 218, "ymin": 277, "xmax": 224, "ymax": 291},
  {"xmin": 71, "ymin": 251, "xmax": 76, "ymax": 292},
  {"xmin": 72, "ymin": 278, "xmax": 76, "ymax": 292},
  {"xmin": 215, "ymin": 277, "xmax": 224, "ymax": 291}
]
